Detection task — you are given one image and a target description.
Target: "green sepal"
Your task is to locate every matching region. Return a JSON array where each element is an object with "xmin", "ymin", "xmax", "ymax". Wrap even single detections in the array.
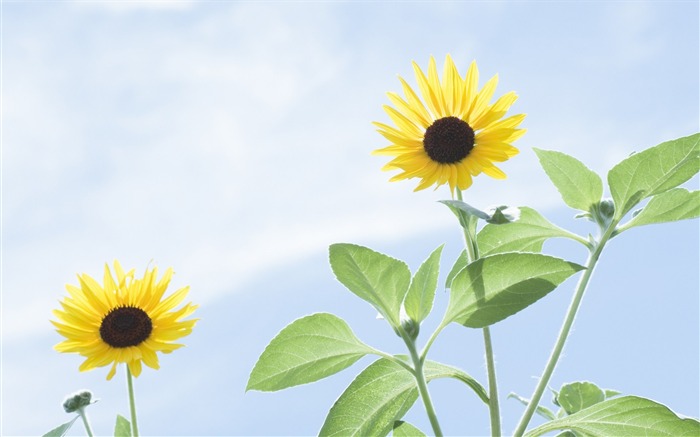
[
  {"xmin": 42, "ymin": 417, "xmax": 78, "ymax": 437},
  {"xmin": 329, "ymin": 244, "xmax": 411, "ymax": 328},
  {"xmin": 404, "ymin": 245, "xmax": 443, "ymax": 324},
  {"xmin": 607, "ymin": 133, "xmax": 700, "ymax": 220},
  {"xmin": 444, "ymin": 253, "xmax": 585, "ymax": 328},
  {"xmin": 114, "ymin": 415, "xmax": 131, "ymax": 437},
  {"xmin": 524, "ymin": 396, "xmax": 700, "ymax": 437},
  {"xmin": 247, "ymin": 313, "xmax": 374, "ymax": 391},
  {"xmin": 534, "ymin": 148, "xmax": 603, "ymax": 213},
  {"xmin": 392, "ymin": 420, "xmax": 427, "ymax": 437}
]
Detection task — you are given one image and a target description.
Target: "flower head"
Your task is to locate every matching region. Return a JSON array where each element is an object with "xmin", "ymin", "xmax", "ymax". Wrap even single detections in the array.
[
  {"xmin": 52, "ymin": 261, "xmax": 197, "ymax": 380},
  {"xmin": 373, "ymin": 55, "xmax": 526, "ymax": 193}
]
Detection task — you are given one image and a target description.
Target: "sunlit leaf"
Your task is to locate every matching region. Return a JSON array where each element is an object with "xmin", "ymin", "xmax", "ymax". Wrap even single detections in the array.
[
  {"xmin": 478, "ymin": 207, "xmax": 580, "ymax": 255},
  {"xmin": 556, "ymin": 381, "xmax": 605, "ymax": 415},
  {"xmin": 608, "ymin": 133, "xmax": 700, "ymax": 220},
  {"xmin": 247, "ymin": 313, "xmax": 374, "ymax": 391},
  {"xmin": 392, "ymin": 420, "xmax": 426, "ymax": 437},
  {"xmin": 623, "ymin": 188, "xmax": 700, "ymax": 230},
  {"xmin": 114, "ymin": 415, "xmax": 131, "ymax": 437},
  {"xmin": 445, "ymin": 250, "xmax": 468, "ymax": 289},
  {"xmin": 524, "ymin": 396, "xmax": 700, "ymax": 437},
  {"xmin": 534, "ymin": 149, "xmax": 603, "ymax": 212},
  {"xmin": 319, "ymin": 358, "xmax": 487, "ymax": 436},
  {"xmin": 329, "ymin": 244, "xmax": 410, "ymax": 328},
  {"xmin": 41, "ymin": 417, "xmax": 78, "ymax": 437},
  {"xmin": 444, "ymin": 253, "xmax": 584, "ymax": 328},
  {"xmin": 404, "ymin": 245, "xmax": 443, "ymax": 323}
]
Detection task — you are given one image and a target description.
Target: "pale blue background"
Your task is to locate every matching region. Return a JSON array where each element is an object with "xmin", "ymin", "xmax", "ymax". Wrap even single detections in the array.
[{"xmin": 2, "ymin": 1, "xmax": 698, "ymax": 436}]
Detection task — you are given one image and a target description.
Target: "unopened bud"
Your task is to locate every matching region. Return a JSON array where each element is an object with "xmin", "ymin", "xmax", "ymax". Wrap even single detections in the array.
[{"xmin": 62, "ymin": 390, "xmax": 93, "ymax": 413}]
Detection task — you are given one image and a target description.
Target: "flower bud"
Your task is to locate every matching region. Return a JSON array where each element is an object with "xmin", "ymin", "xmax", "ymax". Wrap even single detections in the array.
[{"xmin": 62, "ymin": 390, "xmax": 93, "ymax": 413}]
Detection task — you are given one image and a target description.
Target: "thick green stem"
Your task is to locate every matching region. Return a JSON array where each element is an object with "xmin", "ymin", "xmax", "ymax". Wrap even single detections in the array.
[
  {"xmin": 512, "ymin": 224, "xmax": 615, "ymax": 437},
  {"xmin": 126, "ymin": 366, "xmax": 140, "ymax": 437},
  {"xmin": 455, "ymin": 189, "xmax": 501, "ymax": 437},
  {"xmin": 76, "ymin": 407, "xmax": 94, "ymax": 437},
  {"xmin": 403, "ymin": 333, "xmax": 444, "ymax": 437}
]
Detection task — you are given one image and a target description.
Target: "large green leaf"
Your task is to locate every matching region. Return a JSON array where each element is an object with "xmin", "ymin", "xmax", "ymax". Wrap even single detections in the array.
[
  {"xmin": 478, "ymin": 207, "xmax": 580, "ymax": 255},
  {"xmin": 534, "ymin": 149, "xmax": 603, "ymax": 212},
  {"xmin": 444, "ymin": 253, "xmax": 585, "ymax": 328},
  {"xmin": 41, "ymin": 418, "xmax": 78, "ymax": 437},
  {"xmin": 525, "ymin": 396, "xmax": 700, "ymax": 437},
  {"xmin": 608, "ymin": 133, "xmax": 700, "ymax": 220},
  {"xmin": 319, "ymin": 358, "xmax": 487, "ymax": 436},
  {"xmin": 556, "ymin": 382, "xmax": 605, "ymax": 415},
  {"xmin": 404, "ymin": 245, "xmax": 443, "ymax": 323},
  {"xmin": 623, "ymin": 188, "xmax": 700, "ymax": 230},
  {"xmin": 329, "ymin": 244, "xmax": 411, "ymax": 328},
  {"xmin": 392, "ymin": 421, "xmax": 426, "ymax": 437},
  {"xmin": 247, "ymin": 313, "xmax": 375, "ymax": 391},
  {"xmin": 445, "ymin": 250, "xmax": 468, "ymax": 289}
]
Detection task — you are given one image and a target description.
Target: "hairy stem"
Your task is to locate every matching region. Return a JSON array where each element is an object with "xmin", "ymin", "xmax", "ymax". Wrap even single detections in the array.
[
  {"xmin": 455, "ymin": 189, "xmax": 501, "ymax": 437},
  {"xmin": 403, "ymin": 332, "xmax": 444, "ymax": 437},
  {"xmin": 512, "ymin": 224, "xmax": 615, "ymax": 437}
]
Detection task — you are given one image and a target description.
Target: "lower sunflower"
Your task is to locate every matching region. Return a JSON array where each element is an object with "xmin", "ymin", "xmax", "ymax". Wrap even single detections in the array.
[
  {"xmin": 373, "ymin": 54, "xmax": 526, "ymax": 193},
  {"xmin": 52, "ymin": 261, "xmax": 198, "ymax": 380}
]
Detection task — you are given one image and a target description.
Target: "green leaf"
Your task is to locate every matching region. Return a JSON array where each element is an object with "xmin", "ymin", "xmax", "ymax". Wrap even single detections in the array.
[
  {"xmin": 608, "ymin": 133, "xmax": 700, "ymax": 219},
  {"xmin": 604, "ymin": 389, "xmax": 621, "ymax": 399},
  {"xmin": 392, "ymin": 421, "xmax": 426, "ymax": 437},
  {"xmin": 329, "ymin": 244, "xmax": 410, "ymax": 327},
  {"xmin": 445, "ymin": 250, "xmax": 468, "ymax": 289},
  {"xmin": 42, "ymin": 417, "xmax": 78, "ymax": 437},
  {"xmin": 114, "ymin": 415, "xmax": 131, "ymax": 437},
  {"xmin": 623, "ymin": 188, "xmax": 700, "ymax": 230},
  {"xmin": 508, "ymin": 392, "xmax": 557, "ymax": 421},
  {"xmin": 478, "ymin": 207, "xmax": 581, "ymax": 255},
  {"xmin": 404, "ymin": 245, "xmax": 443, "ymax": 323},
  {"xmin": 524, "ymin": 396, "xmax": 700, "ymax": 437},
  {"xmin": 444, "ymin": 253, "xmax": 585, "ymax": 328},
  {"xmin": 319, "ymin": 358, "xmax": 487, "ymax": 436},
  {"xmin": 534, "ymin": 148, "xmax": 603, "ymax": 212},
  {"xmin": 557, "ymin": 381, "xmax": 606, "ymax": 415},
  {"xmin": 247, "ymin": 313, "xmax": 374, "ymax": 391}
]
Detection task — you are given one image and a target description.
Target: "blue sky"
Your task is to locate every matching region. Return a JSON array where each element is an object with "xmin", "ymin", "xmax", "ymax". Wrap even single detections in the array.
[{"xmin": 2, "ymin": 1, "xmax": 698, "ymax": 436}]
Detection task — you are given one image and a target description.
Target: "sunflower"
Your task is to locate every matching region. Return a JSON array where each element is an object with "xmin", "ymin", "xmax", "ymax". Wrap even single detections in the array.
[
  {"xmin": 372, "ymin": 55, "xmax": 526, "ymax": 193},
  {"xmin": 52, "ymin": 261, "xmax": 198, "ymax": 380}
]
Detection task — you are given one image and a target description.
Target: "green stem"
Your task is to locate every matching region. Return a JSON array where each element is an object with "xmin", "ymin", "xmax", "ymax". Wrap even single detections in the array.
[
  {"xmin": 76, "ymin": 407, "xmax": 94, "ymax": 437},
  {"xmin": 482, "ymin": 326, "xmax": 501, "ymax": 437},
  {"xmin": 455, "ymin": 189, "xmax": 501, "ymax": 437},
  {"xmin": 512, "ymin": 224, "xmax": 616, "ymax": 437},
  {"xmin": 402, "ymin": 331, "xmax": 444, "ymax": 437},
  {"xmin": 126, "ymin": 366, "xmax": 140, "ymax": 437}
]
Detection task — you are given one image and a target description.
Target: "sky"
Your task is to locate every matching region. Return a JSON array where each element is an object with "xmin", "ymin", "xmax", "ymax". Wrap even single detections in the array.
[{"xmin": 1, "ymin": 1, "xmax": 698, "ymax": 436}]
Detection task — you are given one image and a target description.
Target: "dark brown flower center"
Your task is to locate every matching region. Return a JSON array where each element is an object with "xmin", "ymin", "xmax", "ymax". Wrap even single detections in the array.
[
  {"xmin": 423, "ymin": 116, "xmax": 475, "ymax": 164},
  {"xmin": 100, "ymin": 306, "xmax": 153, "ymax": 348}
]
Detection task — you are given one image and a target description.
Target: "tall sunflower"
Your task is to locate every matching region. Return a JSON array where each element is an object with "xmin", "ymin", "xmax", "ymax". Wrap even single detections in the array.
[
  {"xmin": 373, "ymin": 55, "xmax": 526, "ymax": 193},
  {"xmin": 52, "ymin": 261, "xmax": 198, "ymax": 380}
]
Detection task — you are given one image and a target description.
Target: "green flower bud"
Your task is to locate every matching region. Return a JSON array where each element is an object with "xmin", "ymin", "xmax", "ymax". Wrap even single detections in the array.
[
  {"xmin": 62, "ymin": 390, "xmax": 93, "ymax": 413},
  {"xmin": 590, "ymin": 198, "xmax": 615, "ymax": 229}
]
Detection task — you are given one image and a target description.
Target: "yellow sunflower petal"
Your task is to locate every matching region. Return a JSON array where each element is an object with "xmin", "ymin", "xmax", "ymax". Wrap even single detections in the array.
[
  {"xmin": 374, "ymin": 56, "xmax": 525, "ymax": 193},
  {"xmin": 52, "ymin": 262, "xmax": 197, "ymax": 380}
]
